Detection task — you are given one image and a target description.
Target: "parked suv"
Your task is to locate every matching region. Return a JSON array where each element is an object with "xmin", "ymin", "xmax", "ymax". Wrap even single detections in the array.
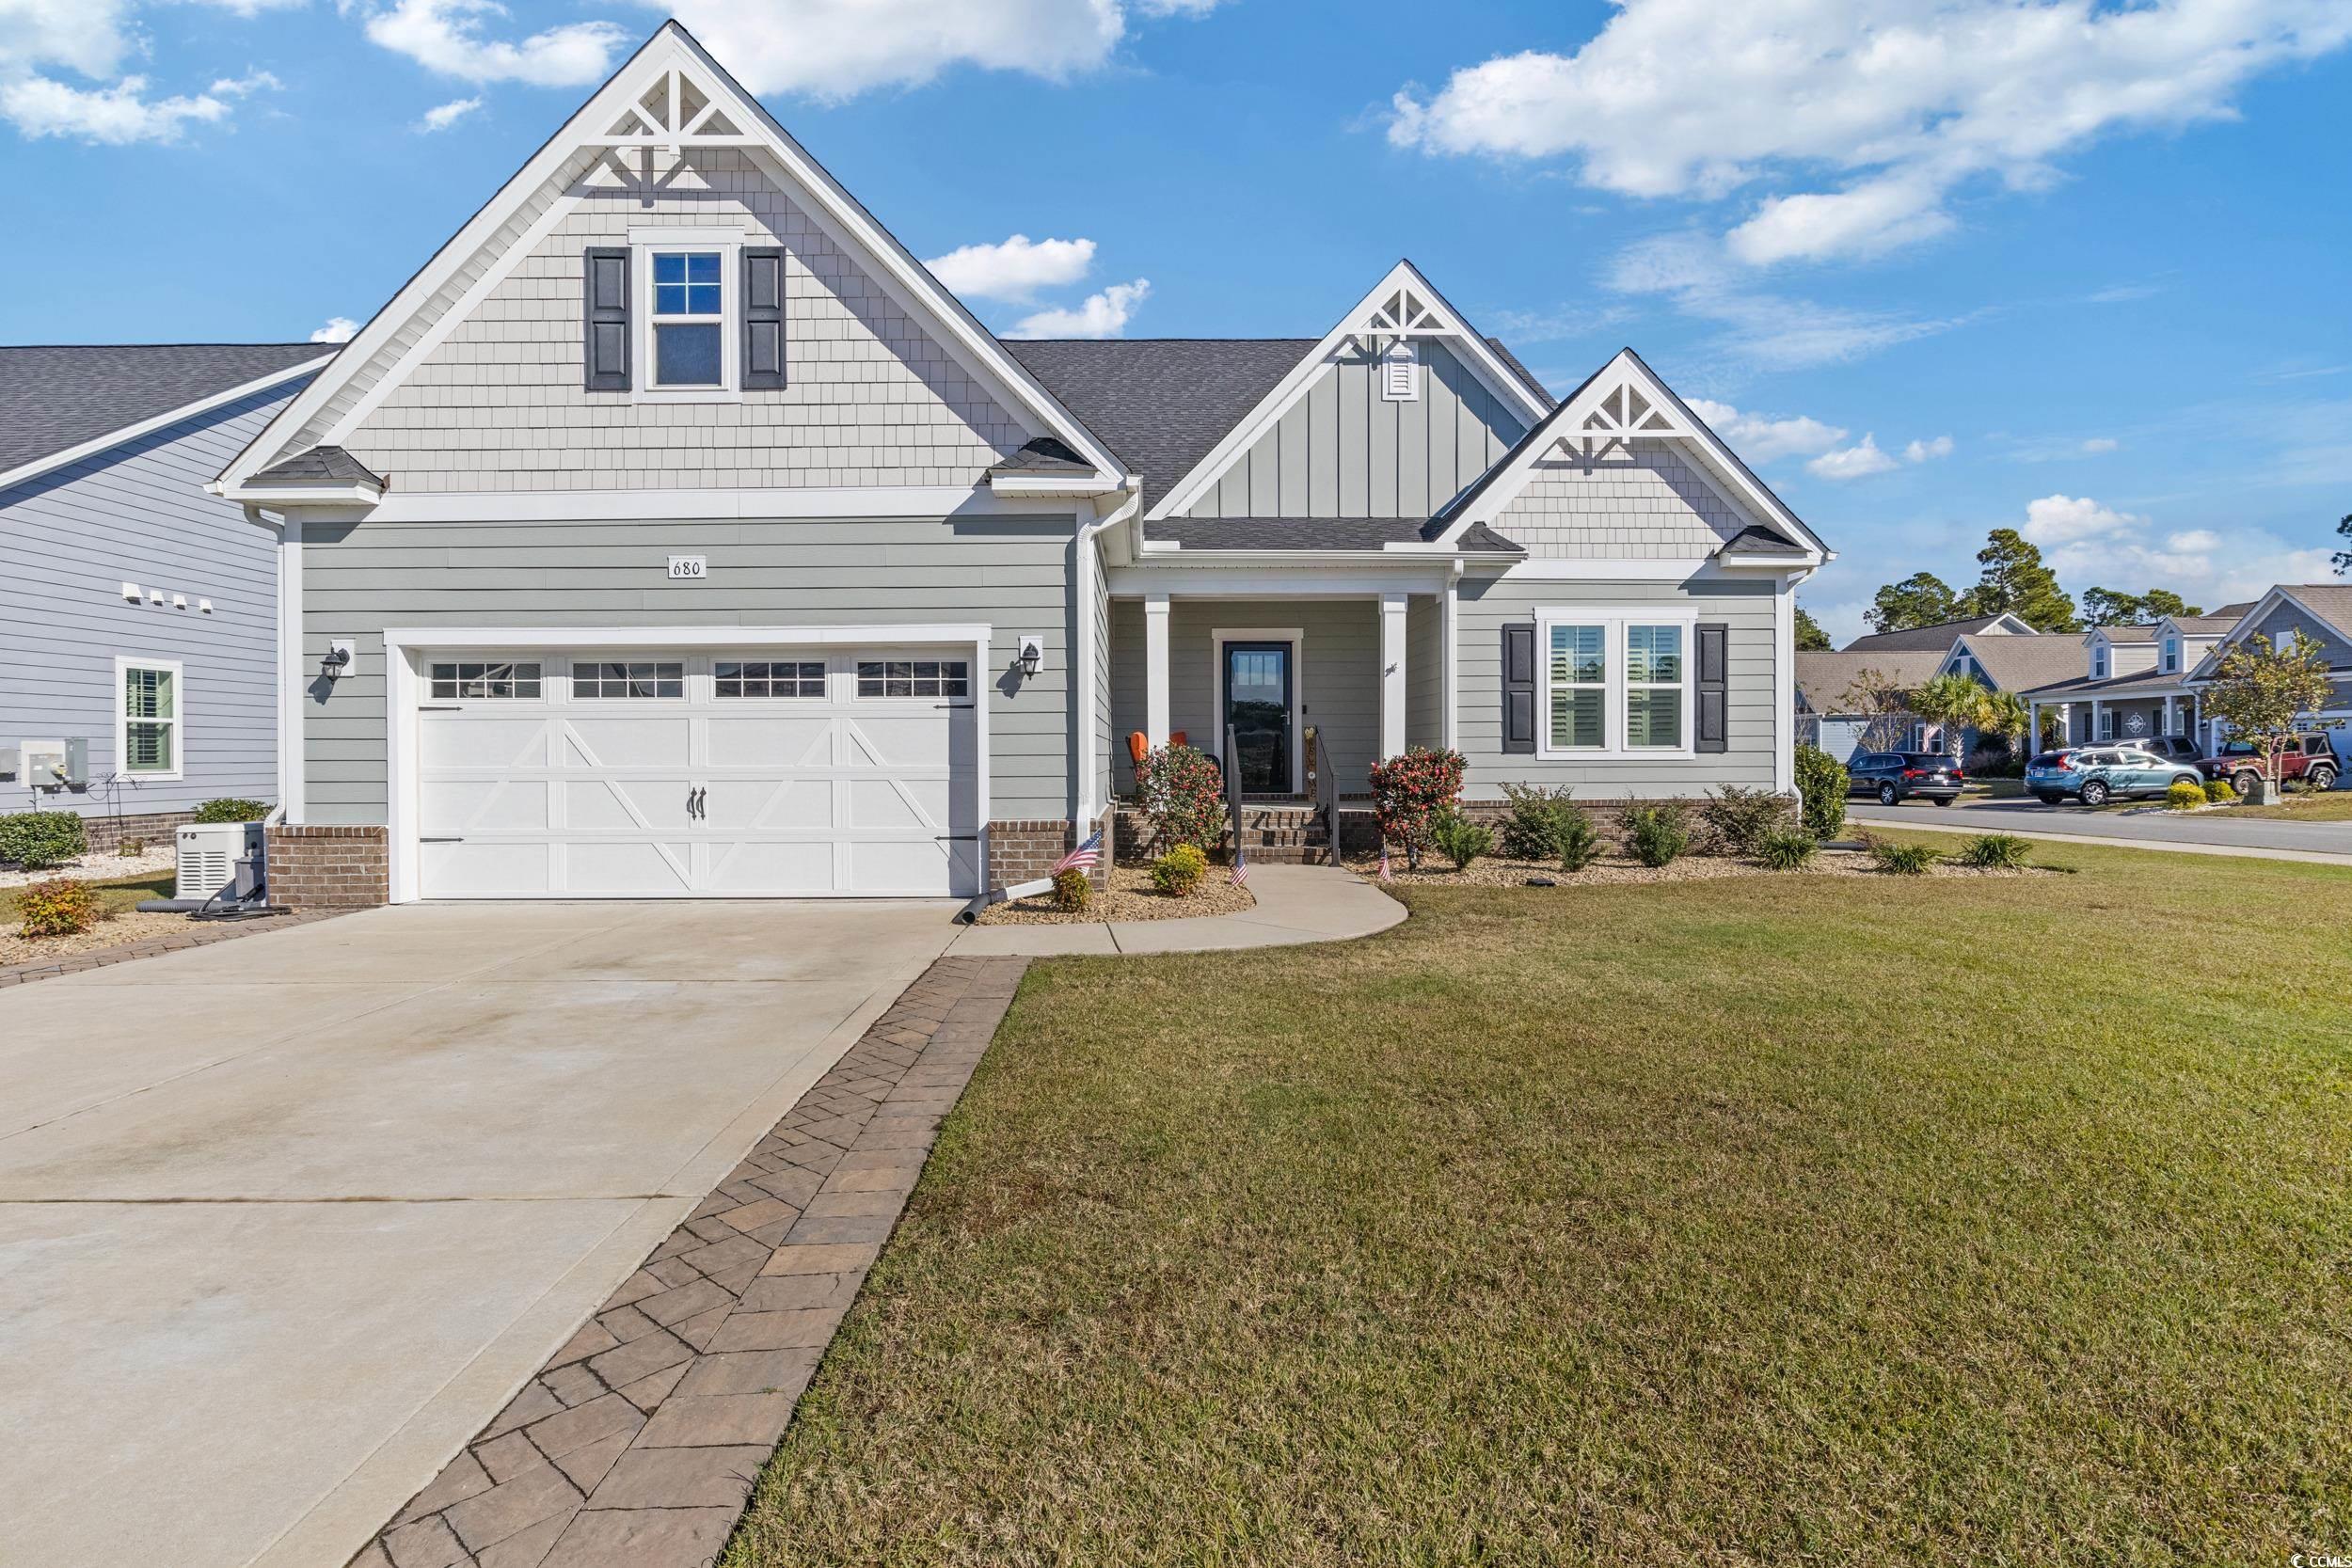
[
  {"xmin": 2130, "ymin": 736, "xmax": 2202, "ymax": 764},
  {"xmin": 2197, "ymin": 734, "xmax": 2340, "ymax": 795},
  {"xmin": 2026, "ymin": 747, "xmax": 2203, "ymax": 806},
  {"xmin": 1847, "ymin": 751, "xmax": 1963, "ymax": 806}
]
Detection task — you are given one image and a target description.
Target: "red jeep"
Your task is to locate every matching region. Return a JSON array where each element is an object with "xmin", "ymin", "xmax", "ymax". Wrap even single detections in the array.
[{"xmin": 2197, "ymin": 733, "xmax": 2341, "ymax": 795}]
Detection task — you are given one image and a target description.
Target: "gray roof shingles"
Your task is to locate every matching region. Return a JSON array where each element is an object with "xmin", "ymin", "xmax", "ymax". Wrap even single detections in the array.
[
  {"xmin": 1839, "ymin": 614, "xmax": 2027, "ymax": 653},
  {"xmin": 249, "ymin": 444, "xmax": 384, "ymax": 487},
  {"xmin": 0, "ymin": 342, "xmax": 324, "ymax": 477}
]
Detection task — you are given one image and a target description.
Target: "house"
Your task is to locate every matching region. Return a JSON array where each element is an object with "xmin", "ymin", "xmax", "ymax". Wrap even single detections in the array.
[
  {"xmin": 2017, "ymin": 606, "xmax": 2254, "ymax": 749},
  {"xmin": 1840, "ymin": 611, "xmax": 2037, "ymax": 655},
  {"xmin": 0, "ymin": 343, "xmax": 326, "ymax": 850},
  {"xmin": 1794, "ymin": 648, "xmax": 1943, "ymax": 757},
  {"xmin": 2182, "ymin": 587, "xmax": 2352, "ymax": 768},
  {"xmin": 207, "ymin": 22, "xmax": 1829, "ymax": 908}
]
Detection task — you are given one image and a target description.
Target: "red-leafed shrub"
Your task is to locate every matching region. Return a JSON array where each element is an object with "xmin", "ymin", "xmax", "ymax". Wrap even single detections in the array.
[
  {"xmin": 1136, "ymin": 743, "xmax": 1229, "ymax": 852},
  {"xmin": 1367, "ymin": 747, "xmax": 1467, "ymax": 869},
  {"xmin": 17, "ymin": 877, "xmax": 98, "ymax": 938}
]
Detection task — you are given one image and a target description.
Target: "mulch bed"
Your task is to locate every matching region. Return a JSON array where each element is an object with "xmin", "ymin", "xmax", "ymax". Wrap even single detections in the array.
[
  {"xmin": 974, "ymin": 863, "xmax": 1257, "ymax": 925},
  {"xmin": 0, "ymin": 908, "xmax": 190, "ymax": 968}
]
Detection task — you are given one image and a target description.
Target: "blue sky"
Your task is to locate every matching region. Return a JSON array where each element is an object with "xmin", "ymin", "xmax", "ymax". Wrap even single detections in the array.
[{"xmin": 5, "ymin": 0, "xmax": 2346, "ymax": 641}]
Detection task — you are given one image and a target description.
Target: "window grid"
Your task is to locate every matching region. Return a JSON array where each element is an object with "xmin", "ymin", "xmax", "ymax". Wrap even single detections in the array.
[
  {"xmin": 857, "ymin": 659, "xmax": 969, "ymax": 699},
  {"xmin": 716, "ymin": 659, "xmax": 826, "ymax": 698},
  {"xmin": 1625, "ymin": 625, "xmax": 1685, "ymax": 750},
  {"xmin": 122, "ymin": 664, "xmax": 176, "ymax": 773},
  {"xmin": 575, "ymin": 660, "xmax": 684, "ymax": 699},
  {"xmin": 1547, "ymin": 625, "xmax": 1606, "ymax": 751},
  {"xmin": 430, "ymin": 660, "xmax": 543, "ymax": 700},
  {"xmin": 651, "ymin": 251, "xmax": 723, "ymax": 388}
]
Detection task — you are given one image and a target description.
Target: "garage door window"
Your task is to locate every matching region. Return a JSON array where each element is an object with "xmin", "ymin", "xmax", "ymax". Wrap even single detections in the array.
[
  {"xmin": 575, "ymin": 660, "xmax": 684, "ymax": 699},
  {"xmin": 431, "ymin": 660, "xmax": 542, "ymax": 700},
  {"xmin": 716, "ymin": 659, "xmax": 824, "ymax": 698},
  {"xmin": 857, "ymin": 659, "xmax": 968, "ymax": 698}
]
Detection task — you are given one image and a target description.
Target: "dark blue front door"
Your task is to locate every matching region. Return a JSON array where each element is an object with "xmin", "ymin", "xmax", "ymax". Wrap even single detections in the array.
[{"xmin": 1224, "ymin": 642, "xmax": 1292, "ymax": 794}]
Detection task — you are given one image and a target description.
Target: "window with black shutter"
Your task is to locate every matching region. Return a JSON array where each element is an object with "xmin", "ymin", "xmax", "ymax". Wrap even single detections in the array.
[
  {"xmin": 1696, "ymin": 622, "xmax": 1729, "ymax": 753},
  {"xmin": 741, "ymin": 247, "xmax": 785, "ymax": 389},
  {"xmin": 1502, "ymin": 623, "xmax": 1536, "ymax": 753},
  {"xmin": 582, "ymin": 247, "xmax": 630, "ymax": 391}
]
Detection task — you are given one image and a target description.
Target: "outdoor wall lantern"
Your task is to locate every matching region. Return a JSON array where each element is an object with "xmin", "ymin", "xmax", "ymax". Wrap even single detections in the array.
[{"xmin": 1018, "ymin": 636, "xmax": 1045, "ymax": 678}]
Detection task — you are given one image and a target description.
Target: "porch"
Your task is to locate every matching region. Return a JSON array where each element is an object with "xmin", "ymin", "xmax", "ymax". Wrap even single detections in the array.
[{"xmin": 2030, "ymin": 689, "xmax": 2203, "ymax": 749}]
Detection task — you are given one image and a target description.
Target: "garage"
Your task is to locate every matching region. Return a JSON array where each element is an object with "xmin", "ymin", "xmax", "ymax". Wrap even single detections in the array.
[{"xmin": 402, "ymin": 641, "xmax": 982, "ymax": 899}]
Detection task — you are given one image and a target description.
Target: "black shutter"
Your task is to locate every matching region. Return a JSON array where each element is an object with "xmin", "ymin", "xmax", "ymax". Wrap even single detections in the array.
[
  {"xmin": 1696, "ymin": 622, "xmax": 1729, "ymax": 753},
  {"xmin": 742, "ymin": 247, "xmax": 786, "ymax": 389},
  {"xmin": 1502, "ymin": 623, "xmax": 1536, "ymax": 754},
  {"xmin": 582, "ymin": 248, "xmax": 630, "ymax": 392}
]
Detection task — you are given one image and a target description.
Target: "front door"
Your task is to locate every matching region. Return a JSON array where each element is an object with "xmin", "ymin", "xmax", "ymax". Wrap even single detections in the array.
[{"xmin": 1223, "ymin": 641, "xmax": 1293, "ymax": 794}]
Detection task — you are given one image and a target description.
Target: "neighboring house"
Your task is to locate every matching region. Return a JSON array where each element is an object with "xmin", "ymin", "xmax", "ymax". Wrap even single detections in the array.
[
  {"xmin": 1840, "ymin": 611, "xmax": 2036, "ymax": 655},
  {"xmin": 2017, "ymin": 605, "xmax": 2254, "ymax": 749},
  {"xmin": 0, "ymin": 343, "xmax": 326, "ymax": 850},
  {"xmin": 2182, "ymin": 586, "xmax": 2352, "ymax": 769},
  {"xmin": 208, "ymin": 23, "xmax": 1829, "ymax": 907},
  {"xmin": 1793, "ymin": 648, "xmax": 1941, "ymax": 757}
]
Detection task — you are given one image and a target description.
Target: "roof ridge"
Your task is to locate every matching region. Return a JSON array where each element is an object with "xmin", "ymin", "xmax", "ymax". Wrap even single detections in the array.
[{"xmin": 0, "ymin": 341, "xmax": 323, "ymax": 351}]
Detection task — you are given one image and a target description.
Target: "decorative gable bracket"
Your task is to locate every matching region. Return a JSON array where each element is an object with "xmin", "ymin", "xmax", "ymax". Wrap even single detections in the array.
[{"xmin": 581, "ymin": 65, "xmax": 756, "ymax": 152}]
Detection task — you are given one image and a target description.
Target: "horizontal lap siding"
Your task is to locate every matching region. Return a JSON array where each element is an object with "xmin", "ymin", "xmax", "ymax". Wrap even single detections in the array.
[
  {"xmin": 1456, "ymin": 575, "xmax": 1779, "ymax": 797},
  {"xmin": 1, "ymin": 384, "xmax": 296, "ymax": 817},
  {"xmin": 300, "ymin": 515, "xmax": 1077, "ymax": 823}
]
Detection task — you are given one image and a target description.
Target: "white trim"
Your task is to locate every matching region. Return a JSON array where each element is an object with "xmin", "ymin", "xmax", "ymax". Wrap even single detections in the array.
[
  {"xmin": 1772, "ymin": 578, "xmax": 1797, "ymax": 794},
  {"xmin": 1441, "ymin": 575, "xmax": 1460, "ymax": 752},
  {"xmin": 1210, "ymin": 627, "xmax": 1307, "ymax": 794},
  {"xmin": 321, "ymin": 485, "xmax": 1058, "ymax": 524},
  {"xmin": 1496, "ymin": 557, "xmax": 1717, "ymax": 581},
  {"xmin": 0, "ymin": 355, "xmax": 328, "ymax": 498},
  {"xmin": 1533, "ymin": 605, "xmax": 1700, "ymax": 760},
  {"xmin": 989, "ymin": 474, "xmax": 1120, "ymax": 499},
  {"xmin": 1143, "ymin": 594, "xmax": 1170, "ymax": 747},
  {"xmin": 1148, "ymin": 259, "xmax": 1550, "ymax": 521},
  {"xmin": 1106, "ymin": 566, "xmax": 1453, "ymax": 597},
  {"xmin": 633, "ymin": 232, "xmax": 740, "ymax": 402},
  {"xmin": 1378, "ymin": 594, "xmax": 1408, "ymax": 760},
  {"xmin": 115, "ymin": 655, "xmax": 185, "ymax": 784},
  {"xmin": 278, "ymin": 515, "xmax": 305, "ymax": 820}
]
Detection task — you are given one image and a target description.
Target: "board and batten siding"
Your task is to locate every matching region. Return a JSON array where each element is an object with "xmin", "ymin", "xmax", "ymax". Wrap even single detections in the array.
[
  {"xmin": 1454, "ymin": 574, "xmax": 1779, "ymax": 798},
  {"xmin": 298, "ymin": 514, "xmax": 1080, "ymax": 823},
  {"xmin": 1108, "ymin": 598, "xmax": 1384, "ymax": 795},
  {"xmin": 335, "ymin": 150, "xmax": 1027, "ymax": 494},
  {"xmin": 1184, "ymin": 341, "xmax": 1525, "ymax": 522},
  {"xmin": 1, "ymin": 382, "xmax": 297, "ymax": 817}
]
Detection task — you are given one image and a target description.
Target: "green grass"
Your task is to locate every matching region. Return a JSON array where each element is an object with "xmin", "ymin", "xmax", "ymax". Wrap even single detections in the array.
[
  {"xmin": 729, "ymin": 841, "xmax": 2352, "ymax": 1566},
  {"xmin": 2222, "ymin": 790, "xmax": 2352, "ymax": 822},
  {"xmin": 0, "ymin": 870, "xmax": 173, "ymax": 925}
]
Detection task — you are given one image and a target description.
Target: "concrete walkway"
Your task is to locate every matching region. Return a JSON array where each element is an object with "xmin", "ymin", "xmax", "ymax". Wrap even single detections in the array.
[
  {"xmin": 1849, "ymin": 795, "xmax": 2352, "ymax": 866},
  {"xmin": 948, "ymin": 862, "xmax": 1406, "ymax": 956}
]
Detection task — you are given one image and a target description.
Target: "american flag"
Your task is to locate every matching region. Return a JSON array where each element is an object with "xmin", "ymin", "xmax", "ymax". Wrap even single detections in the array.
[
  {"xmin": 1377, "ymin": 847, "xmax": 1393, "ymax": 883},
  {"xmin": 1230, "ymin": 853, "xmax": 1249, "ymax": 888},
  {"xmin": 1051, "ymin": 828, "xmax": 1104, "ymax": 877}
]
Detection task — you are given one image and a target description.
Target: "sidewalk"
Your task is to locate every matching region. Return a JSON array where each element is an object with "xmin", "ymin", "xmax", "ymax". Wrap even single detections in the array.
[
  {"xmin": 1848, "ymin": 800, "xmax": 2352, "ymax": 867},
  {"xmin": 947, "ymin": 863, "xmax": 1406, "ymax": 957}
]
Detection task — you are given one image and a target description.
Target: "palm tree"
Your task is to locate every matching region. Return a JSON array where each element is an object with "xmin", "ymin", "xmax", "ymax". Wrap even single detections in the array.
[
  {"xmin": 1979, "ymin": 689, "xmax": 2031, "ymax": 766},
  {"xmin": 1911, "ymin": 673, "xmax": 1994, "ymax": 764}
]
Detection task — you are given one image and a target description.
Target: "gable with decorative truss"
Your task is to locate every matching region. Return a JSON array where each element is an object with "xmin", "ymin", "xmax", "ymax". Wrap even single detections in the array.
[
  {"xmin": 218, "ymin": 24, "xmax": 1123, "ymax": 501},
  {"xmin": 1151, "ymin": 261, "xmax": 1551, "ymax": 524}
]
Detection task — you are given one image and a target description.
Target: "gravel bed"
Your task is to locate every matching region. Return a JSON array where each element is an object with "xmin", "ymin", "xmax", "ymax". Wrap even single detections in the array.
[
  {"xmin": 974, "ymin": 863, "xmax": 1258, "ymax": 925},
  {"xmin": 0, "ymin": 844, "xmax": 177, "ymax": 890},
  {"xmin": 0, "ymin": 909, "xmax": 190, "ymax": 967},
  {"xmin": 1346, "ymin": 849, "xmax": 2060, "ymax": 888}
]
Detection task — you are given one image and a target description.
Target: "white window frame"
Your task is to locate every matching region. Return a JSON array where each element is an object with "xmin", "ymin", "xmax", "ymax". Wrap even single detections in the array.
[
  {"xmin": 631, "ymin": 229, "xmax": 741, "ymax": 404},
  {"xmin": 2091, "ymin": 645, "xmax": 2110, "ymax": 679},
  {"xmin": 2098, "ymin": 707, "xmax": 2116, "ymax": 740},
  {"xmin": 117, "ymin": 656, "xmax": 183, "ymax": 782},
  {"xmin": 2162, "ymin": 636, "xmax": 2179, "ymax": 673},
  {"xmin": 1535, "ymin": 607, "xmax": 1698, "ymax": 760},
  {"xmin": 853, "ymin": 654, "xmax": 975, "ymax": 703},
  {"xmin": 570, "ymin": 657, "xmax": 687, "ymax": 701}
]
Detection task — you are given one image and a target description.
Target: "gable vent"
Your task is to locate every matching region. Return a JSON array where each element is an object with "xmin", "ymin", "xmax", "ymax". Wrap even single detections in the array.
[{"xmin": 1381, "ymin": 340, "xmax": 1420, "ymax": 402}]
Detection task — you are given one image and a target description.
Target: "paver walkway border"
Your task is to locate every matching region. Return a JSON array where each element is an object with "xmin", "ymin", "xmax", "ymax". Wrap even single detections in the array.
[
  {"xmin": 946, "ymin": 861, "xmax": 1405, "ymax": 957},
  {"xmin": 0, "ymin": 908, "xmax": 346, "ymax": 987},
  {"xmin": 351, "ymin": 953, "xmax": 1026, "ymax": 1568}
]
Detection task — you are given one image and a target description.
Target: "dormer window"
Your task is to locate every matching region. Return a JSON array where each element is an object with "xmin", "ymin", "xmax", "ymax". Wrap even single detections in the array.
[
  {"xmin": 651, "ymin": 252, "xmax": 723, "ymax": 388},
  {"xmin": 2163, "ymin": 636, "xmax": 2179, "ymax": 673},
  {"xmin": 1381, "ymin": 340, "xmax": 1420, "ymax": 402},
  {"xmin": 2091, "ymin": 647, "xmax": 2108, "ymax": 679}
]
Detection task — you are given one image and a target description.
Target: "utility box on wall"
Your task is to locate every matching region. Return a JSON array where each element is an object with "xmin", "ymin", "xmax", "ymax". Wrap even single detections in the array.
[{"xmin": 63, "ymin": 736, "xmax": 89, "ymax": 788}]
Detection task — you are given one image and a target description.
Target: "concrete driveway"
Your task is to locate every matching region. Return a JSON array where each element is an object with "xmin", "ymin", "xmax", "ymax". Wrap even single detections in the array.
[
  {"xmin": 0, "ymin": 900, "xmax": 959, "ymax": 1568},
  {"xmin": 1847, "ymin": 791, "xmax": 2352, "ymax": 863}
]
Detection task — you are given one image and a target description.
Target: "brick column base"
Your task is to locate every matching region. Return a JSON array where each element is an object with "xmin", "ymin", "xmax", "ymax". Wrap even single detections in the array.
[
  {"xmin": 985, "ymin": 818, "xmax": 1108, "ymax": 894},
  {"xmin": 266, "ymin": 824, "xmax": 390, "ymax": 909}
]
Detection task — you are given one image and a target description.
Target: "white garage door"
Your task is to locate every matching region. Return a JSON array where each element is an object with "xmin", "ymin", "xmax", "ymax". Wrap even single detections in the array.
[{"xmin": 415, "ymin": 650, "xmax": 979, "ymax": 898}]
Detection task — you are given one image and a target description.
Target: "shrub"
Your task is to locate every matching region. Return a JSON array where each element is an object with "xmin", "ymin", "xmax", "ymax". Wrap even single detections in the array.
[
  {"xmin": 192, "ymin": 798, "xmax": 269, "ymax": 824},
  {"xmin": 1755, "ymin": 828, "xmax": 1818, "ymax": 870},
  {"xmin": 2203, "ymin": 777, "xmax": 2238, "ymax": 804},
  {"xmin": 1136, "ymin": 745, "xmax": 1229, "ymax": 852},
  {"xmin": 1430, "ymin": 809, "xmax": 1493, "ymax": 870},
  {"xmin": 0, "ymin": 810, "xmax": 87, "ymax": 869},
  {"xmin": 1701, "ymin": 784, "xmax": 1787, "ymax": 857},
  {"xmin": 1555, "ymin": 805, "xmax": 1603, "ymax": 873},
  {"xmin": 1794, "ymin": 744, "xmax": 1849, "ymax": 841},
  {"xmin": 1622, "ymin": 801, "xmax": 1692, "ymax": 869},
  {"xmin": 1496, "ymin": 784, "xmax": 1581, "ymax": 861},
  {"xmin": 1050, "ymin": 867, "xmax": 1091, "ymax": 912},
  {"xmin": 1958, "ymin": 833, "xmax": 2030, "ymax": 870},
  {"xmin": 118, "ymin": 837, "xmax": 147, "ymax": 857},
  {"xmin": 1150, "ymin": 843, "xmax": 1208, "ymax": 896},
  {"xmin": 16, "ymin": 877, "xmax": 98, "ymax": 938},
  {"xmin": 2166, "ymin": 780, "xmax": 2207, "ymax": 812},
  {"xmin": 1367, "ymin": 747, "xmax": 1467, "ymax": 870},
  {"xmin": 1871, "ymin": 840, "xmax": 1940, "ymax": 876}
]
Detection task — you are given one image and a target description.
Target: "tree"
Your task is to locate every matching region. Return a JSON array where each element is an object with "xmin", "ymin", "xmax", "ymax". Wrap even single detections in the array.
[
  {"xmin": 1911, "ymin": 672, "xmax": 1994, "ymax": 762},
  {"xmin": 1867, "ymin": 572, "xmax": 1958, "ymax": 634},
  {"xmin": 1794, "ymin": 603, "xmax": 1832, "ymax": 651},
  {"xmin": 1835, "ymin": 668, "xmax": 1918, "ymax": 754},
  {"xmin": 1956, "ymin": 529, "xmax": 2078, "ymax": 631},
  {"xmin": 2334, "ymin": 513, "xmax": 2350, "ymax": 577},
  {"xmin": 1979, "ymin": 689, "xmax": 2032, "ymax": 764},
  {"xmin": 2201, "ymin": 631, "xmax": 2339, "ymax": 792},
  {"xmin": 2082, "ymin": 586, "xmax": 2203, "ymax": 626}
]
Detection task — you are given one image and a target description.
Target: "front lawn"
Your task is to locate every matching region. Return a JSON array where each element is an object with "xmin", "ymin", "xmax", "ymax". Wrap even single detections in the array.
[
  {"xmin": 2222, "ymin": 789, "xmax": 2352, "ymax": 822},
  {"xmin": 729, "ymin": 839, "xmax": 2352, "ymax": 1566},
  {"xmin": 0, "ymin": 869, "xmax": 173, "ymax": 924}
]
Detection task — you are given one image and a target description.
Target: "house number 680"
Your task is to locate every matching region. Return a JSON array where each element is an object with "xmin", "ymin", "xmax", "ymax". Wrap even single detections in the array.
[{"xmin": 668, "ymin": 555, "xmax": 707, "ymax": 579}]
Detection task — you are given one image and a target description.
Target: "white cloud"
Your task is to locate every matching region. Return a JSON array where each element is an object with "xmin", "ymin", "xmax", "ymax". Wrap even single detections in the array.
[
  {"xmin": 1389, "ymin": 0, "xmax": 2352, "ymax": 265},
  {"xmin": 415, "ymin": 95, "xmax": 481, "ymax": 132},
  {"xmin": 2080, "ymin": 437, "xmax": 2121, "ymax": 454},
  {"xmin": 2019, "ymin": 492, "xmax": 2334, "ymax": 605},
  {"xmin": 362, "ymin": 0, "xmax": 628, "ymax": 87},
  {"xmin": 925, "ymin": 234, "xmax": 1096, "ymax": 303},
  {"xmin": 208, "ymin": 69, "xmax": 282, "ymax": 96},
  {"xmin": 0, "ymin": 73, "xmax": 232, "ymax": 143},
  {"xmin": 2023, "ymin": 493, "xmax": 2142, "ymax": 546},
  {"xmin": 0, "ymin": 0, "xmax": 289, "ymax": 144},
  {"xmin": 1902, "ymin": 435, "xmax": 1954, "ymax": 463},
  {"xmin": 1009, "ymin": 278, "xmax": 1151, "ymax": 340},
  {"xmin": 1603, "ymin": 231, "xmax": 1961, "ymax": 373},
  {"xmin": 1685, "ymin": 398, "xmax": 1846, "ymax": 465},
  {"xmin": 2168, "ymin": 529, "xmax": 2221, "ymax": 553},
  {"xmin": 1807, "ymin": 435, "xmax": 1900, "ymax": 481},
  {"xmin": 309, "ymin": 316, "xmax": 359, "ymax": 343}
]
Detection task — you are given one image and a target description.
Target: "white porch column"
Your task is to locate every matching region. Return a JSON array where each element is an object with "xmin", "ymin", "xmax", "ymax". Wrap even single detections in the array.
[
  {"xmin": 2163, "ymin": 694, "xmax": 2178, "ymax": 736},
  {"xmin": 1379, "ymin": 592, "xmax": 1408, "ymax": 760},
  {"xmin": 1143, "ymin": 593, "xmax": 1170, "ymax": 748},
  {"xmin": 2057, "ymin": 702, "xmax": 2073, "ymax": 744},
  {"xmin": 2092, "ymin": 698, "xmax": 2106, "ymax": 741},
  {"xmin": 2028, "ymin": 700, "xmax": 2041, "ymax": 752}
]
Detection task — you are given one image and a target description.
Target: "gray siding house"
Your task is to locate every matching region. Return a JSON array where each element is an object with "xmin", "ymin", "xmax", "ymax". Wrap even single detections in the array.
[
  {"xmin": 1, "ymin": 344, "xmax": 325, "ymax": 849},
  {"xmin": 210, "ymin": 23, "xmax": 1830, "ymax": 907}
]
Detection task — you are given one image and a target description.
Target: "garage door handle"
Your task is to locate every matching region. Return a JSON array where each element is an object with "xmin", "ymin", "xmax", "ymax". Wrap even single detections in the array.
[{"xmin": 420, "ymin": 836, "xmax": 464, "ymax": 843}]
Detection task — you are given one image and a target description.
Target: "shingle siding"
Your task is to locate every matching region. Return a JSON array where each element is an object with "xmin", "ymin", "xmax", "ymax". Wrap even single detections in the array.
[
  {"xmin": 1491, "ymin": 440, "xmax": 1747, "ymax": 560},
  {"xmin": 1, "ymin": 383, "xmax": 295, "ymax": 819},
  {"xmin": 332, "ymin": 150, "xmax": 1027, "ymax": 493}
]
